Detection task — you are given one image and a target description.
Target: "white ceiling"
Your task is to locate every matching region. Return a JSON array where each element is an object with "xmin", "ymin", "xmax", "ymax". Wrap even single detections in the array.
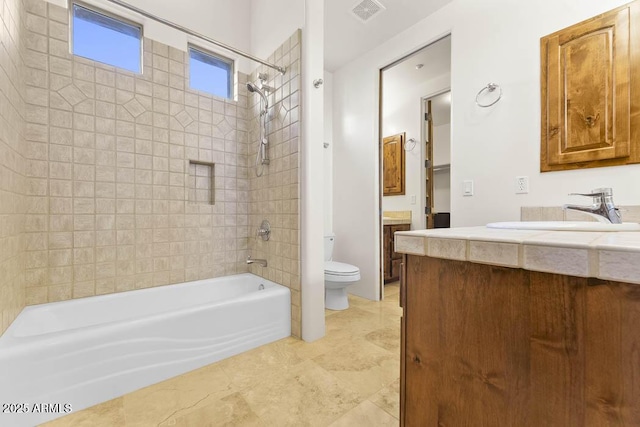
[{"xmin": 324, "ymin": 0, "xmax": 452, "ymax": 71}]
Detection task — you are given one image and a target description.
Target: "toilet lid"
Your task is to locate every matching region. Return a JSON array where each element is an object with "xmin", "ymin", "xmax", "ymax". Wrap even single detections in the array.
[{"xmin": 325, "ymin": 261, "xmax": 360, "ymax": 276}]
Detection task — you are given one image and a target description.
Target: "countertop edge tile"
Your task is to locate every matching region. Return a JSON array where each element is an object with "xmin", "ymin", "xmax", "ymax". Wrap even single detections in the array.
[
  {"xmin": 523, "ymin": 245, "xmax": 591, "ymax": 278},
  {"xmin": 468, "ymin": 241, "xmax": 521, "ymax": 268},
  {"xmin": 427, "ymin": 237, "xmax": 467, "ymax": 261},
  {"xmin": 396, "ymin": 226, "xmax": 640, "ymax": 282},
  {"xmin": 598, "ymin": 250, "xmax": 640, "ymax": 284},
  {"xmin": 394, "ymin": 235, "xmax": 427, "ymax": 256}
]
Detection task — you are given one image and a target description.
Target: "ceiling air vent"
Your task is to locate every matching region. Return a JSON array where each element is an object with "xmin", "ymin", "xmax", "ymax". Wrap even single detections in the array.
[{"xmin": 351, "ymin": 0, "xmax": 386, "ymax": 24}]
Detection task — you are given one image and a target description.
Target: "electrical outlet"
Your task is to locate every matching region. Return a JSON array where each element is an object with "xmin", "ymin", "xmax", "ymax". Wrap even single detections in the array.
[
  {"xmin": 515, "ymin": 176, "xmax": 529, "ymax": 194},
  {"xmin": 463, "ymin": 180, "xmax": 474, "ymax": 196},
  {"xmin": 410, "ymin": 195, "xmax": 416, "ymax": 205}
]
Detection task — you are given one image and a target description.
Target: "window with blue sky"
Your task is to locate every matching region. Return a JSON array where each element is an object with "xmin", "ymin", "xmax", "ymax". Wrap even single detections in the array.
[
  {"xmin": 189, "ymin": 46, "xmax": 234, "ymax": 99},
  {"xmin": 72, "ymin": 3, "xmax": 141, "ymax": 73}
]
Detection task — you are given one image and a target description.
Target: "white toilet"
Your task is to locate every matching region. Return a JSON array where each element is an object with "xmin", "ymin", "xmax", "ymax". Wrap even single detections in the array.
[{"xmin": 324, "ymin": 234, "xmax": 360, "ymax": 310}]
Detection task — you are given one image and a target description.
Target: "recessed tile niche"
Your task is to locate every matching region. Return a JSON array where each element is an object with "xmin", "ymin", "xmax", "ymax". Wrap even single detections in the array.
[{"xmin": 188, "ymin": 161, "xmax": 215, "ymax": 205}]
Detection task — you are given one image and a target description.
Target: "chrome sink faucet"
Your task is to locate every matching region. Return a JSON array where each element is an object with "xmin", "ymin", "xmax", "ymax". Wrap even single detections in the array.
[
  {"xmin": 563, "ymin": 187, "xmax": 621, "ymax": 224},
  {"xmin": 246, "ymin": 256, "xmax": 267, "ymax": 267}
]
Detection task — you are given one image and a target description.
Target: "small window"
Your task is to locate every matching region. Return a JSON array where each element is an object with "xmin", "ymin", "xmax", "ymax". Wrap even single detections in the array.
[
  {"xmin": 189, "ymin": 46, "xmax": 234, "ymax": 99},
  {"xmin": 72, "ymin": 3, "xmax": 142, "ymax": 73}
]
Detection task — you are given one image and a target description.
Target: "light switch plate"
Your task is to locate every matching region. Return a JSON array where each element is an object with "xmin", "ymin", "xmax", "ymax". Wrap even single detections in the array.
[
  {"xmin": 410, "ymin": 195, "xmax": 416, "ymax": 205},
  {"xmin": 463, "ymin": 180, "xmax": 474, "ymax": 196}
]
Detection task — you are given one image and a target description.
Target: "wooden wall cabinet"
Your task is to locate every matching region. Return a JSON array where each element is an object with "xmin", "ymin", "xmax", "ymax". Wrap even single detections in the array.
[
  {"xmin": 383, "ymin": 224, "xmax": 410, "ymax": 282},
  {"xmin": 540, "ymin": 0, "xmax": 640, "ymax": 172},
  {"xmin": 400, "ymin": 256, "xmax": 640, "ymax": 426},
  {"xmin": 383, "ymin": 133, "xmax": 405, "ymax": 195}
]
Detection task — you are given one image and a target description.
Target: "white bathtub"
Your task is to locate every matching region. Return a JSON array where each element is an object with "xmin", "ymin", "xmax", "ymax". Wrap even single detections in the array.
[{"xmin": 0, "ymin": 273, "xmax": 291, "ymax": 426}]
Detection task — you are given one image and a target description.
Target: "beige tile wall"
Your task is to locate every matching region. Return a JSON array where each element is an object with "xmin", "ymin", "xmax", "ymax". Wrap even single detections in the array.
[
  {"xmin": 247, "ymin": 30, "xmax": 301, "ymax": 337},
  {"xmin": 0, "ymin": 0, "xmax": 27, "ymax": 334},
  {"xmin": 22, "ymin": 1, "xmax": 253, "ymax": 304}
]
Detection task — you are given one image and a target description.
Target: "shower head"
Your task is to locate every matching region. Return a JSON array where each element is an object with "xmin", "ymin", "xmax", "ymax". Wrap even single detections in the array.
[{"xmin": 247, "ymin": 82, "xmax": 269, "ymax": 113}]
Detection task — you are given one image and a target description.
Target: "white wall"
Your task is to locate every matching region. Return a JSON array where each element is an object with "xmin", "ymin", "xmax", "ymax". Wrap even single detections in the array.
[
  {"xmin": 250, "ymin": 0, "xmax": 305, "ymax": 60},
  {"xmin": 324, "ymin": 71, "xmax": 334, "ymax": 234},
  {"xmin": 433, "ymin": 123, "xmax": 451, "ymax": 166},
  {"xmin": 448, "ymin": 0, "xmax": 639, "ymax": 224},
  {"xmin": 300, "ymin": 0, "xmax": 326, "ymax": 342},
  {"xmin": 382, "ymin": 73, "xmax": 450, "ymax": 231},
  {"xmin": 333, "ymin": 0, "xmax": 640, "ymax": 301},
  {"xmin": 433, "ymin": 170, "xmax": 451, "ymax": 213}
]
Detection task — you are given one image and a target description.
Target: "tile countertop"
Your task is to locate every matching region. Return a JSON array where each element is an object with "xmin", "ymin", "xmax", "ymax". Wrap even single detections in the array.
[
  {"xmin": 382, "ymin": 211, "xmax": 412, "ymax": 226},
  {"xmin": 383, "ymin": 218, "xmax": 412, "ymax": 226},
  {"xmin": 394, "ymin": 227, "xmax": 640, "ymax": 284}
]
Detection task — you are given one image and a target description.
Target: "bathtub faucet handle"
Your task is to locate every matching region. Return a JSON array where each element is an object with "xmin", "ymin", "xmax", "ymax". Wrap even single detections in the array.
[{"xmin": 257, "ymin": 219, "xmax": 271, "ymax": 241}]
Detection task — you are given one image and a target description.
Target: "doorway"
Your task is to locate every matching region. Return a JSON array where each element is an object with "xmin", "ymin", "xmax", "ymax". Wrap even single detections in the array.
[
  {"xmin": 424, "ymin": 91, "xmax": 451, "ymax": 229},
  {"xmin": 378, "ymin": 35, "xmax": 451, "ymax": 298}
]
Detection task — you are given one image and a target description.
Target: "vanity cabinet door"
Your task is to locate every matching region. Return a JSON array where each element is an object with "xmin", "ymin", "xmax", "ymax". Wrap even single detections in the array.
[
  {"xmin": 540, "ymin": 0, "xmax": 640, "ymax": 171},
  {"xmin": 383, "ymin": 226, "xmax": 392, "ymax": 282},
  {"xmin": 384, "ymin": 224, "xmax": 411, "ymax": 283},
  {"xmin": 391, "ymin": 225, "xmax": 410, "ymax": 260}
]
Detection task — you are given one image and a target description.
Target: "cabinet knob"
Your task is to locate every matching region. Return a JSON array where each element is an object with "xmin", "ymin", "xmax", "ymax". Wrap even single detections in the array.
[{"xmin": 584, "ymin": 113, "xmax": 600, "ymax": 128}]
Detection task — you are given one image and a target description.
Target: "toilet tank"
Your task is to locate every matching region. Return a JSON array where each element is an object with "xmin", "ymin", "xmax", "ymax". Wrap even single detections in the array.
[{"xmin": 324, "ymin": 234, "xmax": 335, "ymax": 262}]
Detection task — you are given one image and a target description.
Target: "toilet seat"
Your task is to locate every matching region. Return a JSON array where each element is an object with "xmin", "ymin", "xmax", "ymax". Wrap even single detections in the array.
[{"xmin": 324, "ymin": 261, "xmax": 360, "ymax": 282}]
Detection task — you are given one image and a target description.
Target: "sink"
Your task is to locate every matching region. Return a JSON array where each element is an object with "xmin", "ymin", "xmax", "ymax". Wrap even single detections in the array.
[{"xmin": 486, "ymin": 221, "xmax": 640, "ymax": 232}]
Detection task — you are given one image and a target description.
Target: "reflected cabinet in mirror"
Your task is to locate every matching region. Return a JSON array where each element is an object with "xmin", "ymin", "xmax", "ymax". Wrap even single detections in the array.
[
  {"xmin": 383, "ymin": 133, "xmax": 405, "ymax": 195},
  {"xmin": 540, "ymin": 0, "xmax": 640, "ymax": 172}
]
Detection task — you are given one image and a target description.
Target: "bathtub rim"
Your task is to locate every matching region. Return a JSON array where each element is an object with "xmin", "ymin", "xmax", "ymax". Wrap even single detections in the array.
[{"xmin": 0, "ymin": 273, "xmax": 290, "ymax": 353}]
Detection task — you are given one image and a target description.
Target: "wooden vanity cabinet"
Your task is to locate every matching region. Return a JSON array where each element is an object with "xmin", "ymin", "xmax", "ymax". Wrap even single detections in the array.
[
  {"xmin": 383, "ymin": 224, "xmax": 410, "ymax": 283},
  {"xmin": 400, "ymin": 255, "xmax": 640, "ymax": 426}
]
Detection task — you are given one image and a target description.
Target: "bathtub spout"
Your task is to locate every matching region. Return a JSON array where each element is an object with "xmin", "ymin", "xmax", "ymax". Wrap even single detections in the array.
[{"xmin": 246, "ymin": 256, "xmax": 267, "ymax": 267}]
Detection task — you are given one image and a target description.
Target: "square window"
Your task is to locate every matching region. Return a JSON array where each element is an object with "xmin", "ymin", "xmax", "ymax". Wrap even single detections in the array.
[
  {"xmin": 72, "ymin": 3, "xmax": 142, "ymax": 73},
  {"xmin": 189, "ymin": 46, "xmax": 234, "ymax": 99}
]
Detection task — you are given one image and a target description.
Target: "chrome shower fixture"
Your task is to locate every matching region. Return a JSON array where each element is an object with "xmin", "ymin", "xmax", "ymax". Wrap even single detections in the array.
[
  {"xmin": 255, "ymin": 73, "xmax": 274, "ymax": 95},
  {"xmin": 259, "ymin": 82, "xmax": 275, "ymax": 93},
  {"xmin": 246, "ymin": 82, "xmax": 270, "ymax": 115},
  {"xmin": 247, "ymin": 81, "xmax": 271, "ymax": 176}
]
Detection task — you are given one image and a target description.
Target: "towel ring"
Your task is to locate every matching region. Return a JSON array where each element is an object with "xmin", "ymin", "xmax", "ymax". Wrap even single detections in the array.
[
  {"xmin": 404, "ymin": 138, "xmax": 417, "ymax": 151},
  {"xmin": 475, "ymin": 83, "xmax": 502, "ymax": 107}
]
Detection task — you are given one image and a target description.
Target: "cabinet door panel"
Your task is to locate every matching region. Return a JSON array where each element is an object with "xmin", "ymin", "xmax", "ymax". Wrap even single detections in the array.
[
  {"xmin": 383, "ymin": 133, "xmax": 405, "ymax": 195},
  {"xmin": 540, "ymin": 1, "xmax": 640, "ymax": 171}
]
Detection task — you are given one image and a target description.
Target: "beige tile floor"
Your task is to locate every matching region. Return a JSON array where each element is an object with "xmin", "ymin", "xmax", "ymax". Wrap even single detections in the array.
[{"xmin": 44, "ymin": 283, "xmax": 402, "ymax": 427}]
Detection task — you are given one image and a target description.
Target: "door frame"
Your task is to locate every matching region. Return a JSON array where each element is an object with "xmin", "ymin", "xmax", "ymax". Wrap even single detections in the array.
[{"xmin": 377, "ymin": 35, "xmax": 452, "ymax": 300}]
